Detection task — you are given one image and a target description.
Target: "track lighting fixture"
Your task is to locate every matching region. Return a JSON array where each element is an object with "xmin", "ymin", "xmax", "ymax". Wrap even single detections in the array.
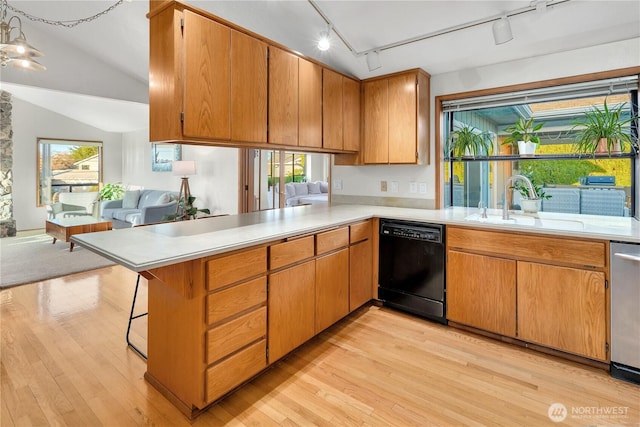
[
  {"xmin": 492, "ymin": 16, "xmax": 513, "ymax": 45},
  {"xmin": 366, "ymin": 50, "xmax": 381, "ymax": 72},
  {"xmin": 317, "ymin": 24, "xmax": 331, "ymax": 51}
]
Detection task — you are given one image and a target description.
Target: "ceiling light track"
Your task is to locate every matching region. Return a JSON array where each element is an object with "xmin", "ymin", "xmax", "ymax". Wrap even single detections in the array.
[{"xmin": 308, "ymin": 0, "xmax": 571, "ymax": 59}]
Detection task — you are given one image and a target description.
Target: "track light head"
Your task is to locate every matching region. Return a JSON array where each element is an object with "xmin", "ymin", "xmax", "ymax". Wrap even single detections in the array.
[
  {"xmin": 492, "ymin": 16, "xmax": 513, "ymax": 45},
  {"xmin": 366, "ymin": 50, "xmax": 381, "ymax": 71},
  {"xmin": 317, "ymin": 25, "xmax": 331, "ymax": 51}
]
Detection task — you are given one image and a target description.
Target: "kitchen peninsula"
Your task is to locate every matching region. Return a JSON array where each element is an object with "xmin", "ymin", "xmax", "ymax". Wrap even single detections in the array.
[{"xmin": 72, "ymin": 204, "xmax": 640, "ymax": 418}]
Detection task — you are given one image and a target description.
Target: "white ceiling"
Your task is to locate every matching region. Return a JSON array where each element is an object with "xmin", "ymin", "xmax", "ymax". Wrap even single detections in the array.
[{"xmin": 3, "ymin": 0, "xmax": 640, "ymax": 132}]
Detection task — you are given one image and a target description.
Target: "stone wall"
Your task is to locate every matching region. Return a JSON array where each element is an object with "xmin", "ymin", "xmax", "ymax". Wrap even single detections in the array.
[{"xmin": 0, "ymin": 90, "xmax": 16, "ymax": 237}]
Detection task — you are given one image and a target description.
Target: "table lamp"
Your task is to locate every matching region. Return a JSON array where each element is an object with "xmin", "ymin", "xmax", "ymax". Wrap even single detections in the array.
[{"xmin": 172, "ymin": 160, "xmax": 196, "ymax": 218}]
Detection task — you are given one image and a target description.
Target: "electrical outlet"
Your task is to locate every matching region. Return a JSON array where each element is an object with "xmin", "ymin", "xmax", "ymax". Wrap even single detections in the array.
[
  {"xmin": 419, "ymin": 182, "xmax": 427, "ymax": 194},
  {"xmin": 380, "ymin": 180, "xmax": 387, "ymax": 192},
  {"xmin": 391, "ymin": 181, "xmax": 399, "ymax": 193},
  {"xmin": 409, "ymin": 182, "xmax": 418, "ymax": 193}
]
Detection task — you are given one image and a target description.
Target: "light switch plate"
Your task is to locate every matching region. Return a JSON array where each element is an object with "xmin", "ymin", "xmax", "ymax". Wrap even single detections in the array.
[
  {"xmin": 419, "ymin": 182, "xmax": 427, "ymax": 194},
  {"xmin": 333, "ymin": 179, "xmax": 343, "ymax": 190},
  {"xmin": 380, "ymin": 181, "xmax": 387, "ymax": 192},
  {"xmin": 391, "ymin": 181, "xmax": 399, "ymax": 193},
  {"xmin": 409, "ymin": 182, "xmax": 417, "ymax": 193}
]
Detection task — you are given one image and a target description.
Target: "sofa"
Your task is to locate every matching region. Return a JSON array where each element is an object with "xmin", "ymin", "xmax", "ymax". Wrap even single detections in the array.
[
  {"xmin": 47, "ymin": 191, "xmax": 100, "ymax": 219},
  {"xmin": 284, "ymin": 181, "xmax": 329, "ymax": 206},
  {"xmin": 100, "ymin": 189, "xmax": 178, "ymax": 228}
]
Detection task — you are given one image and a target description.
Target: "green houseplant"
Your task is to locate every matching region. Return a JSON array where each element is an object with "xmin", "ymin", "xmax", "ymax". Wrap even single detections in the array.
[
  {"xmin": 510, "ymin": 180, "xmax": 551, "ymax": 213},
  {"xmin": 572, "ymin": 99, "xmax": 638, "ymax": 156},
  {"xmin": 448, "ymin": 125, "xmax": 493, "ymax": 158},
  {"xmin": 502, "ymin": 117, "xmax": 544, "ymax": 157},
  {"xmin": 163, "ymin": 195, "xmax": 210, "ymax": 221},
  {"xmin": 98, "ymin": 183, "xmax": 125, "ymax": 200}
]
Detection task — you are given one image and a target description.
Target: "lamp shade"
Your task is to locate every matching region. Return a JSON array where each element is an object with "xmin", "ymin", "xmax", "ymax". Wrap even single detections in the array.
[
  {"xmin": 172, "ymin": 160, "xmax": 196, "ymax": 176},
  {"xmin": 492, "ymin": 16, "xmax": 513, "ymax": 45}
]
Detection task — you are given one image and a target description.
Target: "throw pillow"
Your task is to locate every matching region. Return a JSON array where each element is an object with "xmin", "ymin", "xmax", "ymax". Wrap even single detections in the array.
[
  {"xmin": 320, "ymin": 181, "xmax": 329, "ymax": 193},
  {"xmin": 122, "ymin": 190, "xmax": 140, "ymax": 209},
  {"xmin": 307, "ymin": 181, "xmax": 321, "ymax": 194},
  {"xmin": 158, "ymin": 192, "xmax": 171, "ymax": 204},
  {"xmin": 293, "ymin": 182, "xmax": 308, "ymax": 196},
  {"xmin": 285, "ymin": 184, "xmax": 295, "ymax": 199}
]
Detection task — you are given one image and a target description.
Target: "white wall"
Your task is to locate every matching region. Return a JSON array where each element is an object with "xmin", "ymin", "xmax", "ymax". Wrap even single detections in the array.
[
  {"xmin": 121, "ymin": 134, "xmax": 239, "ymax": 216},
  {"xmin": 332, "ymin": 37, "xmax": 640, "ymax": 208},
  {"xmin": 11, "ymin": 96, "xmax": 123, "ymax": 231}
]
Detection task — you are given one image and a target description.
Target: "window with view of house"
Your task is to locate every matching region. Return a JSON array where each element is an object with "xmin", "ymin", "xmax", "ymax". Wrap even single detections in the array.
[
  {"xmin": 443, "ymin": 75, "xmax": 638, "ymax": 217},
  {"xmin": 36, "ymin": 138, "xmax": 103, "ymax": 206}
]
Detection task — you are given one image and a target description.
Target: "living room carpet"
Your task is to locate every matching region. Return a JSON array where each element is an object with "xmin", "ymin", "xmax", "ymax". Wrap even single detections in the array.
[{"xmin": 0, "ymin": 230, "xmax": 116, "ymax": 288}]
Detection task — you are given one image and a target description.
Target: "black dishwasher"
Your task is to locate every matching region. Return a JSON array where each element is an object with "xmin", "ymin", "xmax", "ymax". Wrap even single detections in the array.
[{"xmin": 378, "ymin": 219, "xmax": 446, "ymax": 324}]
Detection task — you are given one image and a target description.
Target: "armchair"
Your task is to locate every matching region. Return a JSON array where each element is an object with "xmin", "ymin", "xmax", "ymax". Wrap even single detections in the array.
[{"xmin": 47, "ymin": 192, "xmax": 99, "ymax": 219}]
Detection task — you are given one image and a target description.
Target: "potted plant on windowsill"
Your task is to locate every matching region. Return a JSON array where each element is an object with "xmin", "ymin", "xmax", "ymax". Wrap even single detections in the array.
[
  {"xmin": 510, "ymin": 180, "xmax": 551, "ymax": 213},
  {"xmin": 502, "ymin": 117, "xmax": 544, "ymax": 157},
  {"xmin": 448, "ymin": 125, "xmax": 494, "ymax": 159},
  {"xmin": 572, "ymin": 99, "xmax": 638, "ymax": 156}
]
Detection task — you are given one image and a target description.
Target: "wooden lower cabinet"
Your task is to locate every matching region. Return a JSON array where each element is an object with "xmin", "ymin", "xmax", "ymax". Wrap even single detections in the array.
[
  {"xmin": 446, "ymin": 226, "xmax": 609, "ymax": 362},
  {"xmin": 145, "ymin": 222, "xmax": 375, "ymax": 418},
  {"xmin": 517, "ymin": 262, "xmax": 607, "ymax": 361},
  {"xmin": 316, "ymin": 249, "xmax": 349, "ymax": 333},
  {"xmin": 268, "ymin": 260, "xmax": 316, "ymax": 363},
  {"xmin": 349, "ymin": 239, "xmax": 373, "ymax": 311},
  {"xmin": 205, "ymin": 339, "xmax": 267, "ymax": 402},
  {"xmin": 447, "ymin": 250, "xmax": 516, "ymax": 337}
]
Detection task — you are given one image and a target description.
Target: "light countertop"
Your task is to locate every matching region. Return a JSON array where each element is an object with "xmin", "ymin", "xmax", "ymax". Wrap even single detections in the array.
[{"xmin": 71, "ymin": 205, "xmax": 640, "ymax": 272}]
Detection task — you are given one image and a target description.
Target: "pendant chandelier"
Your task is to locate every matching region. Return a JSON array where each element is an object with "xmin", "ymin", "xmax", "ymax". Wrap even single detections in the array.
[
  {"xmin": 0, "ymin": 0, "xmax": 44, "ymax": 71},
  {"xmin": 0, "ymin": 0, "xmax": 126, "ymax": 72}
]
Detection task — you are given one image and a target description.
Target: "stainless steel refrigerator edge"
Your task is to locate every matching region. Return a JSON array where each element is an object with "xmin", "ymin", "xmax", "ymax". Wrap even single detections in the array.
[{"xmin": 610, "ymin": 241, "xmax": 640, "ymax": 385}]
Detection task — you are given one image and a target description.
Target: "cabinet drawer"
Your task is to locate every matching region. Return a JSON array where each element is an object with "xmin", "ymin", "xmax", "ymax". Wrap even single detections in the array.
[
  {"xmin": 206, "ymin": 276, "xmax": 266, "ymax": 325},
  {"xmin": 270, "ymin": 236, "xmax": 314, "ymax": 270},
  {"xmin": 350, "ymin": 220, "xmax": 371, "ymax": 244},
  {"xmin": 447, "ymin": 227, "xmax": 606, "ymax": 268},
  {"xmin": 206, "ymin": 307, "xmax": 266, "ymax": 364},
  {"xmin": 316, "ymin": 227, "xmax": 349, "ymax": 255},
  {"xmin": 205, "ymin": 339, "xmax": 266, "ymax": 403},
  {"xmin": 207, "ymin": 247, "xmax": 267, "ymax": 291}
]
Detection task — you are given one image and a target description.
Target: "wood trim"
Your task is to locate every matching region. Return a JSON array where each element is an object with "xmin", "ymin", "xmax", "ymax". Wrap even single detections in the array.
[
  {"xmin": 446, "ymin": 322, "xmax": 610, "ymax": 370},
  {"xmin": 437, "ymin": 67, "xmax": 640, "ymax": 102},
  {"xmin": 361, "ymin": 68, "xmax": 431, "ymax": 83}
]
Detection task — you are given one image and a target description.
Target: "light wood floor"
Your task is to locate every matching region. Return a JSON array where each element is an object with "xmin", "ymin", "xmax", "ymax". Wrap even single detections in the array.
[{"xmin": 1, "ymin": 266, "xmax": 639, "ymax": 426}]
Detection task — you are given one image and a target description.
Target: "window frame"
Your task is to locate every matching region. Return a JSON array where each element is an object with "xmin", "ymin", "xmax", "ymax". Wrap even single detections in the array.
[
  {"xmin": 435, "ymin": 67, "xmax": 640, "ymax": 214},
  {"xmin": 36, "ymin": 137, "xmax": 104, "ymax": 207}
]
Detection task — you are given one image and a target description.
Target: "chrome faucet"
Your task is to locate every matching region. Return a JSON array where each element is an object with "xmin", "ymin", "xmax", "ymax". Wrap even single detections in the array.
[{"xmin": 503, "ymin": 175, "xmax": 538, "ymax": 220}]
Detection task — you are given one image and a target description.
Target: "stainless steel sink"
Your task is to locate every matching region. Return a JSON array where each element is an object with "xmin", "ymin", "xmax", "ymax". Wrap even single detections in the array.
[{"xmin": 464, "ymin": 213, "xmax": 585, "ymax": 231}]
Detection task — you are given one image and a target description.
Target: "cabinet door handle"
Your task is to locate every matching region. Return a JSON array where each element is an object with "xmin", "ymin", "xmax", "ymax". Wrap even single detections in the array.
[{"xmin": 614, "ymin": 253, "xmax": 640, "ymax": 263}]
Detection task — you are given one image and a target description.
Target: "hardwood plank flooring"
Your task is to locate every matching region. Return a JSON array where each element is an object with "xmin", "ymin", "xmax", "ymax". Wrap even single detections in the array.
[{"xmin": 1, "ymin": 265, "xmax": 639, "ymax": 426}]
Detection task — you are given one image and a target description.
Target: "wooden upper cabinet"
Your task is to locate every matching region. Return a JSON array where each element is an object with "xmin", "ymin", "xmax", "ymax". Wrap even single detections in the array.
[
  {"xmin": 268, "ymin": 46, "xmax": 299, "ymax": 146},
  {"xmin": 231, "ymin": 30, "xmax": 268, "ymax": 143},
  {"xmin": 362, "ymin": 69, "xmax": 430, "ymax": 165},
  {"xmin": 363, "ymin": 79, "xmax": 389, "ymax": 164},
  {"xmin": 183, "ymin": 10, "xmax": 231, "ymax": 140},
  {"xmin": 388, "ymin": 74, "xmax": 417, "ymax": 163},
  {"xmin": 343, "ymin": 77, "xmax": 361, "ymax": 152},
  {"xmin": 322, "ymin": 69, "xmax": 344, "ymax": 150},
  {"xmin": 298, "ymin": 58, "xmax": 322, "ymax": 149}
]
